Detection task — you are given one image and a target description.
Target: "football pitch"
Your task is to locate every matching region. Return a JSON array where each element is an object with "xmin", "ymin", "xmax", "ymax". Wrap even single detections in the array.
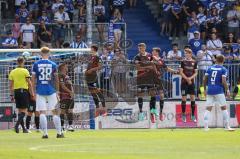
[{"xmin": 0, "ymin": 129, "xmax": 239, "ymax": 159}]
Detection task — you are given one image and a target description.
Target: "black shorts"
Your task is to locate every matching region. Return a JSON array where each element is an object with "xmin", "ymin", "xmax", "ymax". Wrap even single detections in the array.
[
  {"xmin": 137, "ymin": 84, "xmax": 155, "ymax": 92},
  {"xmin": 28, "ymin": 99, "xmax": 36, "ymax": 112},
  {"xmin": 14, "ymin": 89, "xmax": 29, "ymax": 109},
  {"xmin": 87, "ymin": 82, "xmax": 99, "ymax": 89},
  {"xmin": 181, "ymin": 83, "xmax": 195, "ymax": 96},
  {"xmin": 60, "ymin": 99, "xmax": 74, "ymax": 109}
]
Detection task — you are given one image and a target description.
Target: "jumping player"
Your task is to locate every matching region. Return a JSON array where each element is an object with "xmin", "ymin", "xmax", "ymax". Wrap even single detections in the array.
[
  {"xmin": 59, "ymin": 63, "xmax": 75, "ymax": 132},
  {"xmin": 151, "ymin": 47, "xmax": 178, "ymax": 121},
  {"xmin": 203, "ymin": 55, "xmax": 235, "ymax": 131},
  {"xmin": 133, "ymin": 43, "xmax": 158, "ymax": 123},
  {"xmin": 179, "ymin": 48, "xmax": 198, "ymax": 123},
  {"xmin": 32, "ymin": 47, "xmax": 64, "ymax": 139},
  {"xmin": 85, "ymin": 45, "xmax": 106, "ymax": 117}
]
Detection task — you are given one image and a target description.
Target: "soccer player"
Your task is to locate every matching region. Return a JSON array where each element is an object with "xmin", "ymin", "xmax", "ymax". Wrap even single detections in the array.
[
  {"xmin": 151, "ymin": 47, "xmax": 178, "ymax": 121},
  {"xmin": 203, "ymin": 54, "xmax": 235, "ymax": 131},
  {"xmin": 133, "ymin": 43, "xmax": 158, "ymax": 123},
  {"xmin": 179, "ymin": 48, "xmax": 198, "ymax": 123},
  {"xmin": 9, "ymin": 57, "xmax": 34, "ymax": 133},
  {"xmin": 85, "ymin": 45, "xmax": 106, "ymax": 117},
  {"xmin": 59, "ymin": 63, "xmax": 75, "ymax": 132},
  {"xmin": 32, "ymin": 47, "xmax": 63, "ymax": 139}
]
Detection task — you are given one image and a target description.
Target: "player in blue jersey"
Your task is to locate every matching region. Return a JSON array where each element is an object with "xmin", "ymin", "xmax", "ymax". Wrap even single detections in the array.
[
  {"xmin": 203, "ymin": 54, "xmax": 235, "ymax": 131},
  {"xmin": 32, "ymin": 47, "xmax": 64, "ymax": 139}
]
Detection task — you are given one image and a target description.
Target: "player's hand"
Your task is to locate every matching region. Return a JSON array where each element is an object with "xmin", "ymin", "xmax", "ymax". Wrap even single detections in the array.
[
  {"xmin": 56, "ymin": 92, "xmax": 60, "ymax": 102},
  {"xmin": 10, "ymin": 95, "xmax": 15, "ymax": 102},
  {"xmin": 31, "ymin": 94, "xmax": 36, "ymax": 101}
]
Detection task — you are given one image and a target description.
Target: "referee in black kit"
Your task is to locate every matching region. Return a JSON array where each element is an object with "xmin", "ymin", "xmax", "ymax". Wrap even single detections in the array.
[{"xmin": 9, "ymin": 57, "xmax": 34, "ymax": 133}]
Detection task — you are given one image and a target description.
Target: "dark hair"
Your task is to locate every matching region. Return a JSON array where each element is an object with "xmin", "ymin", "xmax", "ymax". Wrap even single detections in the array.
[
  {"xmin": 216, "ymin": 54, "xmax": 225, "ymax": 63},
  {"xmin": 59, "ymin": 63, "xmax": 67, "ymax": 71},
  {"xmin": 152, "ymin": 47, "xmax": 161, "ymax": 53},
  {"xmin": 172, "ymin": 43, "xmax": 178, "ymax": 47},
  {"xmin": 17, "ymin": 56, "xmax": 24, "ymax": 64},
  {"xmin": 62, "ymin": 42, "xmax": 70, "ymax": 48},
  {"xmin": 91, "ymin": 44, "xmax": 98, "ymax": 52}
]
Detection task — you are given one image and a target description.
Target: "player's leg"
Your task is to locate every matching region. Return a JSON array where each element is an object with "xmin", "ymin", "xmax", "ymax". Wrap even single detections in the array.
[
  {"xmin": 203, "ymin": 95, "xmax": 214, "ymax": 131},
  {"xmin": 189, "ymin": 84, "xmax": 196, "ymax": 122},
  {"xmin": 181, "ymin": 83, "xmax": 187, "ymax": 122},
  {"xmin": 96, "ymin": 89, "xmax": 107, "ymax": 116},
  {"xmin": 218, "ymin": 94, "xmax": 235, "ymax": 131},
  {"xmin": 34, "ymin": 111, "xmax": 40, "ymax": 132},
  {"xmin": 159, "ymin": 90, "xmax": 164, "ymax": 121},
  {"xmin": 149, "ymin": 89, "xmax": 157, "ymax": 123},
  {"xmin": 60, "ymin": 109, "xmax": 66, "ymax": 132},
  {"xmin": 36, "ymin": 94, "xmax": 48, "ymax": 138},
  {"xmin": 67, "ymin": 99, "xmax": 75, "ymax": 132},
  {"xmin": 26, "ymin": 111, "xmax": 32, "ymax": 131},
  {"xmin": 137, "ymin": 87, "xmax": 144, "ymax": 121},
  {"xmin": 48, "ymin": 93, "xmax": 64, "ymax": 138}
]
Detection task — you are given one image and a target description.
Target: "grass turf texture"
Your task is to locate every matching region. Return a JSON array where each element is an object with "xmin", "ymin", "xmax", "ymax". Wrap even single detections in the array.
[{"xmin": 0, "ymin": 129, "xmax": 239, "ymax": 159}]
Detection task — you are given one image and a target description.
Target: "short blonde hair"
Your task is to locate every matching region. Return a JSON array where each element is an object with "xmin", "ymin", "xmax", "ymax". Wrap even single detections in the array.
[
  {"xmin": 40, "ymin": 47, "xmax": 50, "ymax": 54},
  {"xmin": 138, "ymin": 43, "xmax": 146, "ymax": 47}
]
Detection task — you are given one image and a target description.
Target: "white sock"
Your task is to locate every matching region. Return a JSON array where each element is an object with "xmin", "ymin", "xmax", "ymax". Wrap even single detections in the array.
[
  {"xmin": 53, "ymin": 115, "xmax": 62, "ymax": 134},
  {"xmin": 222, "ymin": 110, "xmax": 230, "ymax": 128},
  {"xmin": 204, "ymin": 110, "xmax": 210, "ymax": 129},
  {"xmin": 40, "ymin": 114, "xmax": 48, "ymax": 135}
]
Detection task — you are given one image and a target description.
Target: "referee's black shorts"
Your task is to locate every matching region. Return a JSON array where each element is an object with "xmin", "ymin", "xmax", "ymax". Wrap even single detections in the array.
[{"xmin": 14, "ymin": 89, "xmax": 30, "ymax": 109}]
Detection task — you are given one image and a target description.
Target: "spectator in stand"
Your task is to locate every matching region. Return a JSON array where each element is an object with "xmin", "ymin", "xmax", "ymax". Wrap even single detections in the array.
[
  {"xmin": 197, "ymin": 44, "xmax": 215, "ymax": 72},
  {"xmin": 167, "ymin": 43, "xmax": 182, "ymax": 61},
  {"xmin": 189, "ymin": 31, "xmax": 203, "ymax": 56},
  {"xmin": 37, "ymin": 20, "xmax": 52, "ymax": 48},
  {"xmin": 16, "ymin": 1, "xmax": 29, "ymax": 23},
  {"xmin": 227, "ymin": 3, "xmax": 240, "ymax": 39},
  {"xmin": 128, "ymin": 0, "xmax": 137, "ymax": 8},
  {"xmin": 233, "ymin": 37, "xmax": 240, "ymax": 54},
  {"xmin": 206, "ymin": 32, "xmax": 222, "ymax": 56},
  {"xmin": 197, "ymin": 5, "xmax": 207, "ymax": 41},
  {"xmin": 94, "ymin": 0, "xmax": 106, "ymax": 43},
  {"xmin": 111, "ymin": 9, "xmax": 125, "ymax": 48},
  {"xmin": 224, "ymin": 32, "xmax": 237, "ymax": 44},
  {"xmin": 70, "ymin": 35, "xmax": 88, "ymax": 48},
  {"xmin": 38, "ymin": 10, "xmax": 51, "ymax": 24},
  {"xmin": 53, "ymin": 5, "xmax": 70, "ymax": 48},
  {"xmin": 28, "ymin": 0, "xmax": 39, "ymax": 20},
  {"xmin": 63, "ymin": 0, "xmax": 75, "ymax": 22},
  {"xmin": 11, "ymin": 16, "xmax": 21, "ymax": 43},
  {"xmin": 15, "ymin": 0, "xmax": 27, "ymax": 9},
  {"xmin": 206, "ymin": 7, "xmax": 222, "ymax": 37},
  {"xmin": 222, "ymin": 45, "xmax": 237, "ymax": 63},
  {"xmin": 77, "ymin": 1, "xmax": 87, "ymax": 38},
  {"xmin": 187, "ymin": 11, "xmax": 200, "ymax": 41},
  {"xmin": 160, "ymin": 0, "xmax": 172, "ymax": 37},
  {"xmin": 169, "ymin": 0, "xmax": 182, "ymax": 41},
  {"xmin": 39, "ymin": 1, "xmax": 52, "ymax": 15},
  {"xmin": 20, "ymin": 17, "xmax": 36, "ymax": 48},
  {"xmin": 1, "ymin": 31, "xmax": 18, "ymax": 48},
  {"xmin": 208, "ymin": 0, "xmax": 225, "ymax": 14},
  {"xmin": 52, "ymin": 0, "xmax": 64, "ymax": 14}
]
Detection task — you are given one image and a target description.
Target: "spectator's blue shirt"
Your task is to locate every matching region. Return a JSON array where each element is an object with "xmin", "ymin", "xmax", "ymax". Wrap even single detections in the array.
[
  {"xmin": 197, "ymin": 13, "xmax": 206, "ymax": 25},
  {"xmin": 222, "ymin": 52, "xmax": 235, "ymax": 64},
  {"xmin": 163, "ymin": 3, "xmax": 171, "ymax": 12},
  {"xmin": 199, "ymin": 0, "xmax": 210, "ymax": 7},
  {"xmin": 100, "ymin": 53, "xmax": 114, "ymax": 78},
  {"xmin": 189, "ymin": 38, "xmax": 203, "ymax": 55},
  {"xmin": 232, "ymin": 43, "xmax": 239, "ymax": 53},
  {"xmin": 171, "ymin": 3, "xmax": 182, "ymax": 14},
  {"xmin": 111, "ymin": 17, "xmax": 125, "ymax": 30},
  {"xmin": 32, "ymin": 59, "xmax": 57, "ymax": 95},
  {"xmin": 206, "ymin": 14, "xmax": 222, "ymax": 24},
  {"xmin": 16, "ymin": 8, "xmax": 29, "ymax": 23},
  {"xmin": 64, "ymin": 0, "xmax": 74, "ymax": 12},
  {"xmin": 38, "ymin": 16, "xmax": 51, "ymax": 24},
  {"xmin": 206, "ymin": 64, "xmax": 227, "ymax": 95},
  {"xmin": 1, "ymin": 37, "xmax": 18, "ymax": 48}
]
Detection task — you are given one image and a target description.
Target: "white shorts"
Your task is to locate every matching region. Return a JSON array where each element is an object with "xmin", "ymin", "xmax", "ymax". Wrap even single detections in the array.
[
  {"xmin": 206, "ymin": 94, "xmax": 227, "ymax": 107},
  {"xmin": 36, "ymin": 93, "xmax": 58, "ymax": 111}
]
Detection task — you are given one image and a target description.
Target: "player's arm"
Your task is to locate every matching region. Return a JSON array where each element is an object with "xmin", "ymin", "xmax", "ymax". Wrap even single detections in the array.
[
  {"xmin": 232, "ymin": 86, "xmax": 238, "ymax": 100},
  {"xmin": 222, "ymin": 75, "xmax": 230, "ymax": 98},
  {"xmin": 189, "ymin": 69, "xmax": 198, "ymax": 80},
  {"xmin": 59, "ymin": 80, "xmax": 73, "ymax": 96},
  {"xmin": 166, "ymin": 66, "xmax": 178, "ymax": 74},
  {"xmin": 26, "ymin": 77, "xmax": 34, "ymax": 97},
  {"xmin": 9, "ymin": 80, "xmax": 14, "ymax": 97},
  {"xmin": 179, "ymin": 61, "xmax": 189, "ymax": 81}
]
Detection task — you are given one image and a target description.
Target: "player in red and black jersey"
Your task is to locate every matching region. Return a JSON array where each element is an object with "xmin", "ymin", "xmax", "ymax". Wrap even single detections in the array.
[
  {"xmin": 179, "ymin": 48, "xmax": 198, "ymax": 123},
  {"xmin": 85, "ymin": 45, "xmax": 106, "ymax": 117},
  {"xmin": 59, "ymin": 63, "xmax": 75, "ymax": 132},
  {"xmin": 151, "ymin": 47, "xmax": 178, "ymax": 121},
  {"xmin": 133, "ymin": 43, "xmax": 158, "ymax": 122}
]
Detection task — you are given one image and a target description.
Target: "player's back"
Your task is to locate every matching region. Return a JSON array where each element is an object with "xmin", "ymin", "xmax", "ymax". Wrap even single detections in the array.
[
  {"xmin": 206, "ymin": 64, "xmax": 227, "ymax": 95},
  {"xmin": 32, "ymin": 59, "xmax": 57, "ymax": 95}
]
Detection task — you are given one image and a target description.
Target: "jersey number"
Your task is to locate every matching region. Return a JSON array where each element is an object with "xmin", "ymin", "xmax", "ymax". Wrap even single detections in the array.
[
  {"xmin": 210, "ymin": 71, "xmax": 217, "ymax": 83},
  {"xmin": 39, "ymin": 67, "xmax": 52, "ymax": 80}
]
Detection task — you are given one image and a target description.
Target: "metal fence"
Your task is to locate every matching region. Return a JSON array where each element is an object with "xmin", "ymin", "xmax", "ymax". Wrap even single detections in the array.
[{"xmin": 1, "ymin": 55, "xmax": 239, "ymax": 103}]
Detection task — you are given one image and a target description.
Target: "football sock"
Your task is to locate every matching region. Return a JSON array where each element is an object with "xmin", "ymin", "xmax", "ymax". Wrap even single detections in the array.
[
  {"xmin": 138, "ymin": 97, "xmax": 143, "ymax": 112},
  {"xmin": 150, "ymin": 96, "xmax": 156, "ymax": 110},
  {"xmin": 204, "ymin": 110, "xmax": 210, "ymax": 128},
  {"xmin": 222, "ymin": 110, "xmax": 230, "ymax": 128},
  {"xmin": 17, "ymin": 112, "xmax": 25, "ymax": 130},
  {"xmin": 181, "ymin": 101, "xmax": 186, "ymax": 114},
  {"xmin": 67, "ymin": 112, "xmax": 73, "ymax": 125},
  {"xmin": 34, "ymin": 116, "xmax": 40, "ymax": 129},
  {"xmin": 40, "ymin": 114, "xmax": 48, "ymax": 135},
  {"xmin": 160, "ymin": 100, "xmax": 164, "ymax": 113},
  {"xmin": 92, "ymin": 93, "xmax": 99, "ymax": 108},
  {"xmin": 26, "ymin": 115, "xmax": 31, "ymax": 130},
  {"xmin": 60, "ymin": 114, "xmax": 65, "ymax": 127},
  {"xmin": 53, "ymin": 115, "xmax": 62, "ymax": 134},
  {"xmin": 191, "ymin": 101, "xmax": 195, "ymax": 116},
  {"xmin": 97, "ymin": 92, "xmax": 106, "ymax": 107}
]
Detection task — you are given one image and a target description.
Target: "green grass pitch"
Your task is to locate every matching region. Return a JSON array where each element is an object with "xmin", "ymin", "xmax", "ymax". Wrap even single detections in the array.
[{"xmin": 0, "ymin": 129, "xmax": 239, "ymax": 159}]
